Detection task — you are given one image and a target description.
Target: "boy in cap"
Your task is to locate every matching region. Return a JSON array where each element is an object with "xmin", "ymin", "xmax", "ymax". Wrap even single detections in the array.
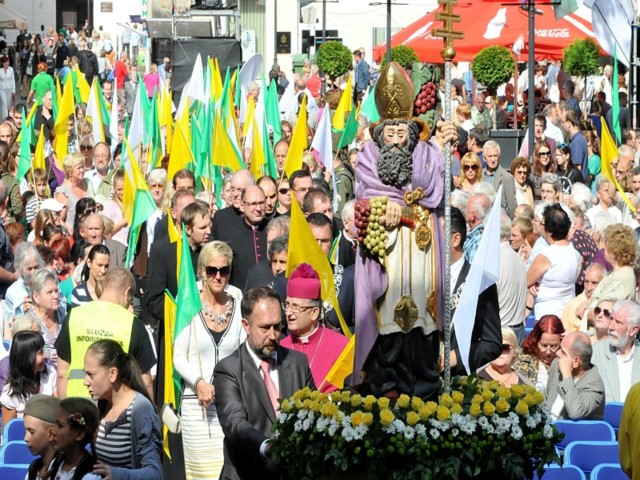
[{"xmin": 24, "ymin": 394, "xmax": 61, "ymax": 479}]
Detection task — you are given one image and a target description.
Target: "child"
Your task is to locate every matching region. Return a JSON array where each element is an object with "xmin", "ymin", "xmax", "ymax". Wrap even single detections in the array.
[
  {"xmin": 24, "ymin": 394, "xmax": 61, "ymax": 480},
  {"xmin": 49, "ymin": 397, "xmax": 101, "ymax": 479},
  {"xmin": 26, "ymin": 168, "xmax": 51, "ymax": 226}
]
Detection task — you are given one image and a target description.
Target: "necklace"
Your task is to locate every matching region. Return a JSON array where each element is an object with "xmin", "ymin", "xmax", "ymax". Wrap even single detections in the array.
[
  {"xmin": 291, "ymin": 326, "xmax": 324, "ymax": 369},
  {"xmin": 202, "ymin": 296, "xmax": 233, "ymax": 326}
]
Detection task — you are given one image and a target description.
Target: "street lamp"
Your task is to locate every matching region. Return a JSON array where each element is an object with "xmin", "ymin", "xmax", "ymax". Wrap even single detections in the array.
[{"xmin": 370, "ymin": 0, "xmax": 408, "ymax": 64}]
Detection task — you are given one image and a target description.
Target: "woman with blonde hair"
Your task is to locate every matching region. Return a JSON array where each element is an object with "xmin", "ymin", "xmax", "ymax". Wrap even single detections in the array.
[
  {"xmin": 457, "ymin": 152, "xmax": 483, "ymax": 192},
  {"xmin": 173, "ymin": 241, "xmax": 245, "ymax": 479},
  {"xmin": 477, "ymin": 327, "xmax": 530, "ymax": 387},
  {"xmin": 55, "ymin": 153, "xmax": 95, "ymax": 230}
]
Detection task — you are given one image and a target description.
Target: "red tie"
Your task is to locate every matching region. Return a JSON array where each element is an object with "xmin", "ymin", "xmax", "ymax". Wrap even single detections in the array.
[{"xmin": 260, "ymin": 359, "xmax": 280, "ymax": 413}]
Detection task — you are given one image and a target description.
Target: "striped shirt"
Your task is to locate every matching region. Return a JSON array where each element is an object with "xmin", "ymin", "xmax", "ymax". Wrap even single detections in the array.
[{"xmin": 96, "ymin": 398, "xmax": 135, "ymax": 468}]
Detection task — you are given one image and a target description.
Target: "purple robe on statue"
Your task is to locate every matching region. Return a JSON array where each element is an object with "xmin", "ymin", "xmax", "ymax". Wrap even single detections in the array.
[{"xmin": 354, "ymin": 138, "xmax": 446, "ymax": 383}]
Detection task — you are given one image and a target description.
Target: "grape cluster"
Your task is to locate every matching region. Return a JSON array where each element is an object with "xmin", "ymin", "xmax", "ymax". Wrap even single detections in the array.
[
  {"xmin": 414, "ymin": 81, "xmax": 437, "ymax": 116},
  {"xmin": 354, "ymin": 197, "xmax": 388, "ymax": 260}
]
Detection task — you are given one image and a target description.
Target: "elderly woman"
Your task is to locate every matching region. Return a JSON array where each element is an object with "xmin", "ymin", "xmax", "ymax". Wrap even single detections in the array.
[
  {"xmin": 173, "ymin": 241, "xmax": 245, "ymax": 479},
  {"xmin": 527, "ymin": 204, "xmax": 580, "ymax": 320},
  {"xmin": 582, "ymin": 298, "xmax": 614, "ymax": 344},
  {"xmin": 458, "ymin": 152, "xmax": 483, "ymax": 192},
  {"xmin": 5, "ymin": 243, "xmax": 44, "ymax": 319},
  {"xmin": 510, "ymin": 156, "xmax": 534, "ymax": 207},
  {"xmin": 539, "ymin": 172, "xmax": 563, "ymax": 203},
  {"xmin": 588, "ymin": 224, "xmax": 637, "ymax": 311},
  {"xmin": 514, "ymin": 314, "xmax": 565, "ymax": 392},
  {"xmin": 55, "ymin": 153, "xmax": 95, "ymax": 230},
  {"xmin": 28, "ymin": 269, "xmax": 64, "ymax": 363},
  {"xmin": 586, "ymin": 176, "xmax": 622, "ymax": 227},
  {"xmin": 529, "ymin": 140, "xmax": 555, "ymax": 201},
  {"xmin": 477, "ymin": 327, "xmax": 531, "ymax": 387}
]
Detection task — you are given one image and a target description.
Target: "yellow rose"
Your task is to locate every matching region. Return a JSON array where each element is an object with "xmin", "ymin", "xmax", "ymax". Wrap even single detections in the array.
[
  {"xmin": 364, "ymin": 395, "xmax": 377, "ymax": 410},
  {"xmin": 436, "ymin": 405, "xmax": 451, "ymax": 421},
  {"xmin": 293, "ymin": 390, "xmax": 304, "ymax": 401},
  {"xmin": 321, "ymin": 402, "xmax": 336, "ymax": 417},
  {"xmin": 300, "ymin": 386, "xmax": 312, "ymax": 399},
  {"xmin": 281, "ymin": 399, "xmax": 292, "ymax": 413},
  {"xmin": 488, "ymin": 380, "xmax": 500, "ymax": 391},
  {"xmin": 496, "ymin": 398, "xmax": 510, "ymax": 414},
  {"xmin": 406, "ymin": 411, "xmax": 420, "ymax": 426},
  {"xmin": 350, "ymin": 394, "xmax": 363, "ymax": 407},
  {"xmin": 351, "ymin": 411, "xmax": 363, "ymax": 427},
  {"xmin": 295, "ymin": 399, "xmax": 304, "ymax": 409},
  {"xmin": 469, "ymin": 403, "xmax": 482, "ymax": 417},
  {"xmin": 482, "ymin": 389, "xmax": 494, "ymax": 402},
  {"xmin": 378, "ymin": 397, "xmax": 391, "ymax": 410},
  {"xmin": 472, "ymin": 394, "xmax": 483, "ymax": 404},
  {"xmin": 483, "ymin": 401, "xmax": 496, "ymax": 416},
  {"xmin": 397, "ymin": 394, "xmax": 411, "ymax": 409},
  {"xmin": 511, "ymin": 385, "xmax": 525, "ymax": 398},
  {"xmin": 419, "ymin": 405, "xmax": 434, "ymax": 421},
  {"xmin": 330, "ymin": 391, "xmax": 342, "ymax": 403},
  {"xmin": 341, "ymin": 391, "xmax": 352, "ymax": 403},
  {"xmin": 515, "ymin": 400, "xmax": 529, "ymax": 416},
  {"xmin": 311, "ymin": 390, "xmax": 320, "ymax": 400},
  {"xmin": 533, "ymin": 391, "xmax": 544, "ymax": 405},
  {"xmin": 302, "ymin": 399, "xmax": 311, "ymax": 409},
  {"xmin": 496, "ymin": 386, "xmax": 511, "ymax": 400},
  {"xmin": 362, "ymin": 412, "xmax": 374, "ymax": 426},
  {"xmin": 524, "ymin": 394, "xmax": 536, "ymax": 407},
  {"xmin": 309, "ymin": 400, "xmax": 320, "ymax": 412},
  {"xmin": 458, "ymin": 376, "xmax": 468, "ymax": 387},
  {"xmin": 440, "ymin": 393, "xmax": 454, "ymax": 407},
  {"xmin": 379, "ymin": 408, "xmax": 395, "ymax": 426},
  {"xmin": 411, "ymin": 396, "xmax": 424, "ymax": 412},
  {"xmin": 522, "ymin": 384, "xmax": 536, "ymax": 396},
  {"xmin": 452, "ymin": 391, "xmax": 464, "ymax": 404},
  {"xmin": 450, "ymin": 403, "xmax": 463, "ymax": 415}
]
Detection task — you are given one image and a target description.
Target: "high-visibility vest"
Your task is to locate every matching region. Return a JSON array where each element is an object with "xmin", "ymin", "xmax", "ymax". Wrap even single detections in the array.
[{"xmin": 67, "ymin": 301, "xmax": 134, "ymax": 398}]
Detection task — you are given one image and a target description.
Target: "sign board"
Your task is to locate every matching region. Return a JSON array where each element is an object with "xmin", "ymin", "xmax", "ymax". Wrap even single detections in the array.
[
  {"xmin": 277, "ymin": 31, "xmax": 291, "ymax": 54},
  {"xmin": 101, "ymin": 2, "xmax": 113, "ymax": 12}
]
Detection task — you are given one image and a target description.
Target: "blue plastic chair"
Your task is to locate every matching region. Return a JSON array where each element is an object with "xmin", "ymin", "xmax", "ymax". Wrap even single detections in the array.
[
  {"xmin": 2, "ymin": 339, "xmax": 9, "ymax": 351},
  {"xmin": 533, "ymin": 464, "xmax": 586, "ymax": 480},
  {"xmin": 553, "ymin": 420, "xmax": 616, "ymax": 451},
  {"xmin": 604, "ymin": 402, "xmax": 625, "ymax": 433},
  {"xmin": 0, "ymin": 465, "xmax": 30, "ymax": 480},
  {"xmin": 591, "ymin": 463, "xmax": 630, "ymax": 480},
  {"xmin": 2, "ymin": 418, "xmax": 26, "ymax": 444},
  {"xmin": 564, "ymin": 440, "xmax": 620, "ymax": 474},
  {"xmin": 0, "ymin": 440, "xmax": 37, "ymax": 465}
]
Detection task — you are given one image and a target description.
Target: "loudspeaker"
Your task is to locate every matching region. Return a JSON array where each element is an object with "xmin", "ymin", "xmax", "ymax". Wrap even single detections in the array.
[
  {"xmin": 171, "ymin": 38, "xmax": 242, "ymax": 106},
  {"xmin": 630, "ymin": 21, "xmax": 640, "ymax": 129},
  {"xmin": 146, "ymin": 18, "xmax": 215, "ymax": 38}
]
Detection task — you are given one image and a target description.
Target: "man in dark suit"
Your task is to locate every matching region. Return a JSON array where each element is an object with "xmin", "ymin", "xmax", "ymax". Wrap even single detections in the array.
[
  {"xmin": 212, "ymin": 169, "xmax": 254, "ymax": 241},
  {"xmin": 546, "ymin": 331, "xmax": 605, "ymax": 420},
  {"xmin": 448, "ymin": 207, "xmax": 502, "ymax": 376},
  {"xmin": 214, "ymin": 286, "xmax": 315, "ymax": 480}
]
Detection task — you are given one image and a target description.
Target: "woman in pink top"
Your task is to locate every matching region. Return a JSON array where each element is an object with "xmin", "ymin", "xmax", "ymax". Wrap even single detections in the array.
[{"xmin": 143, "ymin": 64, "xmax": 160, "ymax": 99}]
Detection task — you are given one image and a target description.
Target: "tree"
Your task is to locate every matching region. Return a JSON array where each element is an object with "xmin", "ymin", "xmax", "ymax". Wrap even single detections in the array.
[
  {"xmin": 562, "ymin": 38, "xmax": 600, "ymax": 107},
  {"xmin": 381, "ymin": 45, "xmax": 419, "ymax": 70},
  {"xmin": 472, "ymin": 45, "xmax": 515, "ymax": 130},
  {"xmin": 317, "ymin": 41, "xmax": 353, "ymax": 81}
]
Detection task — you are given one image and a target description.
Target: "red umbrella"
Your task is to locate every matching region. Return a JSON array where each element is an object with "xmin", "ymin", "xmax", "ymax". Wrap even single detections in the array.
[{"xmin": 373, "ymin": 1, "xmax": 596, "ymax": 63}]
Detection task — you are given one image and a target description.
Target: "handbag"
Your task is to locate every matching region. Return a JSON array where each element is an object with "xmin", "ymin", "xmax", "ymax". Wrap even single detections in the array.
[{"xmin": 160, "ymin": 403, "xmax": 182, "ymax": 434}]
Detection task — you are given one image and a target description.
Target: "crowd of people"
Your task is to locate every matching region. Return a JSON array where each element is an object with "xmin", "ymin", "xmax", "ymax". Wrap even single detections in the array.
[{"xmin": 0, "ymin": 18, "xmax": 637, "ymax": 480}]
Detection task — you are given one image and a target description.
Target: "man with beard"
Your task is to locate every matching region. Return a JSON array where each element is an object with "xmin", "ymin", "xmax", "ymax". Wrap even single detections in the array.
[
  {"xmin": 591, "ymin": 300, "xmax": 640, "ymax": 402},
  {"xmin": 353, "ymin": 62, "xmax": 456, "ymax": 400}
]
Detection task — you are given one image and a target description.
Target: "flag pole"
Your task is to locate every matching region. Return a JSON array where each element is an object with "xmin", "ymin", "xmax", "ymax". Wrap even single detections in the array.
[{"xmin": 434, "ymin": 0, "xmax": 463, "ymax": 393}]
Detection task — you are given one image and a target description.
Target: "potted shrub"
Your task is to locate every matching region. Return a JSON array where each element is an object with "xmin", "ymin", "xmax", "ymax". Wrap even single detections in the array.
[
  {"xmin": 381, "ymin": 45, "xmax": 419, "ymax": 70},
  {"xmin": 562, "ymin": 38, "xmax": 600, "ymax": 108},
  {"xmin": 472, "ymin": 45, "xmax": 515, "ymax": 130},
  {"xmin": 317, "ymin": 41, "xmax": 353, "ymax": 82}
]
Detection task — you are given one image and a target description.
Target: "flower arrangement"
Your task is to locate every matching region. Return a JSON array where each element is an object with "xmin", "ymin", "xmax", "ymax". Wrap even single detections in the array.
[{"xmin": 270, "ymin": 376, "xmax": 563, "ymax": 480}]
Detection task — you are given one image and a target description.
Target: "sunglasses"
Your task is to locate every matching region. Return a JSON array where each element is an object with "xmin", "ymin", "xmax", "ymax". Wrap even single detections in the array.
[
  {"xmin": 463, "ymin": 164, "xmax": 479, "ymax": 171},
  {"xmin": 80, "ymin": 144, "xmax": 93, "ymax": 150},
  {"xmin": 205, "ymin": 265, "xmax": 231, "ymax": 277},
  {"xmin": 501, "ymin": 344, "xmax": 513, "ymax": 354},
  {"xmin": 278, "ymin": 187, "xmax": 289, "ymax": 194},
  {"xmin": 538, "ymin": 151, "xmax": 551, "ymax": 156},
  {"xmin": 594, "ymin": 306, "xmax": 612, "ymax": 318}
]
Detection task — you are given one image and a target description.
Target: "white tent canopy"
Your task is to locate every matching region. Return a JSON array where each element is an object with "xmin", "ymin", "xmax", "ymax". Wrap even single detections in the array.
[{"xmin": 0, "ymin": 3, "xmax": 27, "ymax": 30}]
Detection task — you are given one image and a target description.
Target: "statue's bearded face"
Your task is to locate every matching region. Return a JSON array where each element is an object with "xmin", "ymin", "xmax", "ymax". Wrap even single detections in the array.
[{"xmin": 374, "ymin": 120, "xmax": 418, "ymax": 188}]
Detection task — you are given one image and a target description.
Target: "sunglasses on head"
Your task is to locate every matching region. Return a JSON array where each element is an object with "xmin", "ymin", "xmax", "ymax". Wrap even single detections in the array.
[
  {"xmin": 463, "ymin": 164, "xmax": 479, "ymax": 171},
  {"xmin": 278, "ymin": 187, "xmax": 289, "ymax": 194},
  {"xmin": 205, "ymin": 265, "xmax": 231, "ymax": 278},
  {"xmin": 594, "ymin": 306, "xmax": 612, "ymax": 318},
  {"xmin": 501, "ymin": 344, "xmax": 513, "ymax": 354}
]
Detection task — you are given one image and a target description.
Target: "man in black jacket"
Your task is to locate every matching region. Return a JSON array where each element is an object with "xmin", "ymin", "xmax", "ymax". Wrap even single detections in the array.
[{"xmin": 77, "ymin": 40, "xmax": 99, "ymax": 85}]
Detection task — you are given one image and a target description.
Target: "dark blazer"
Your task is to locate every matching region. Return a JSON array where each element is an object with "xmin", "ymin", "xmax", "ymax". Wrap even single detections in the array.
[
  {"xmin": 450, "ymin": 260, "xmax": 502, "ymax": 376},
  {"xmin": 212, "ymin": 205, "xmax": 242, "ymax": 240},
  {"xmin": 546, "ymin": 359, "xmax": 605, "ymax": 420},
  {"xmin": 483, "ymin": 166, "xmax": 517, "ymax": 219},
  {"xmin": 214, "ymin": 344, "xmax": 315, "ymax": 480},
  {"xmin": 104, "ymin": 238, "xmax": 126, "ymax": 269}
]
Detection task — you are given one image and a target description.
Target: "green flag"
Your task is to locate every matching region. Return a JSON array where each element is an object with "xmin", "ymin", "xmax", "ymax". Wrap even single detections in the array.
[
  {"xmin": 17, "ymin": 120, "xmax": 34, "ymax": 181},
  {"xmin": 338, "ymin": 106, "xmax": 358, "ymax": 149},
  {"xmin": 612, "ymin": 44, "xmax": 621, "ymax": 145},
  {"xmin": 360, "ymin": 86, "xmax": 379, "ymax": 123},
  {"xmin": 173, "ymin": 227, "xmax": 203, "ymax": 409},
  {"xmin": 265, "ymin": 80, "xmax": 282, "ymax": 144},
  {"xmin": 553, "ymin": 0, "xmax": 578, "ymax": 20}
]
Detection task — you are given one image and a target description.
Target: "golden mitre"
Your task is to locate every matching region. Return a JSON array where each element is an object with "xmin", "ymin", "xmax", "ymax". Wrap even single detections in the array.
[{"xmin": 375, "ymin": 62, "xmax": 414, "ymax": 121}]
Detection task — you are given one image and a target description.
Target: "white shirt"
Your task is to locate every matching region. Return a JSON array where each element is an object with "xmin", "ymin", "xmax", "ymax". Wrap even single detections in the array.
[
  {"xmin": 586, "ymin": 203, "xmax": 622, "ymax": 229},
  {"xmin": 245, "ymin": 342, "xmax": 279, "ymax": 391},
  {"xmin": 617, "ymin": 344, "xmax": 635, "ymax": 402},
  {"xmin": 450, "ymin": 256, "xmax": 464, "ymax": 296}
]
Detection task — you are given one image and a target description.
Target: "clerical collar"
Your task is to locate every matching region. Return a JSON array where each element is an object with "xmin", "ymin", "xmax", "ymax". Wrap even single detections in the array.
[{"xmin": 295, "ymin": 325, "xmax": 320, "ymax": 344}]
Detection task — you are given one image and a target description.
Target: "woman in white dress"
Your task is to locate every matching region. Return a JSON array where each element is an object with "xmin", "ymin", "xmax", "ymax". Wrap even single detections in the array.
[
  {"xmin": 0, "ymin": 55, "xmax": 15, "ymax": 120},
  {"xmin": 174, "ymin": 241, "xmax": 246, "ymax": 479}
]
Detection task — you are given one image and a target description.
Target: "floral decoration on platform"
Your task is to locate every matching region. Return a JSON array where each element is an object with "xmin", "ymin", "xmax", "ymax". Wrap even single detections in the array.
[{"xmin": 270, "ymin": 376, "xmax": 563, "ymax": 480}]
